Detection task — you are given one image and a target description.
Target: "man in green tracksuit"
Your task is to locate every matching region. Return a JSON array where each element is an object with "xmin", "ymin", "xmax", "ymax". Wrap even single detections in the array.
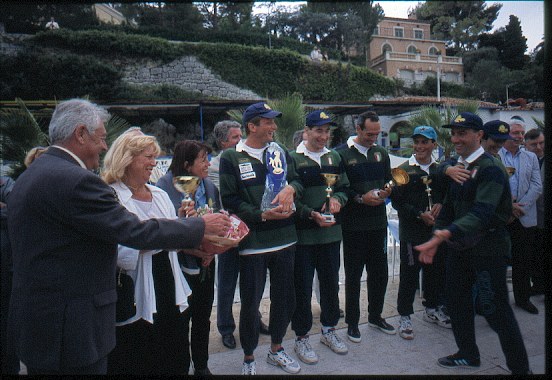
[
  {"xmin": 289, "ymin": 110, "xmax": 350, "ymax": 365},
  {"xmin": 335, "ymin": 111, "xmax": 396, "ymax": 342},
  {"xmin": 219, "ymin": 102, "xmax": 302, "ymax": 375},
  {"xmin": 416, "ymin": 112, "xmax": 530, "ymax": 375}
]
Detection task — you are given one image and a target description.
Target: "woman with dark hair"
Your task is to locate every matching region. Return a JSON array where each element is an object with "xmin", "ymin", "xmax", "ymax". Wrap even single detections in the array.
[{"xmin": 156, "ymin": 140, "xmax": 220, "ymax": 375}]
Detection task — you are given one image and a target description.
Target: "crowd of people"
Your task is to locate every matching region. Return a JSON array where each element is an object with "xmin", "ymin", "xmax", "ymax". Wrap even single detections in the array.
[{"xmin": 1, "ymin": 98, "xmax": 543, "ymax": 376}]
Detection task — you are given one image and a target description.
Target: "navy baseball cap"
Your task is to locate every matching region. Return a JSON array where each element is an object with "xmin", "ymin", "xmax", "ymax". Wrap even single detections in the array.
[
  {"xmin": 306, "ymin": 110, "xmax": 337, "ymax": 127},
  {"xmin": 242, "ymin": 102, "xmax": 282, "ymax": 125},
  {"xmin": 442, "ymin": 112, "xmax": 483, "ymax": 130},
  {"xmin": 483, "ymin": 120, "xmax": 513, "ymax": 140},
  {"xmin": 411, "ymin": 125, "xmax": 437, "ymax": 140}
]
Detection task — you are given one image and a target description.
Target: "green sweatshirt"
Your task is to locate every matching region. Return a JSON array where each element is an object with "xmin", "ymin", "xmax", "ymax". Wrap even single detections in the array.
[
  {"xmin": 290, "ymin": 149, "xmax": 349, "ymax": 245},
  {"xmin": 219, "ymin": 143, "xmax": 303, "ymax": 254}
]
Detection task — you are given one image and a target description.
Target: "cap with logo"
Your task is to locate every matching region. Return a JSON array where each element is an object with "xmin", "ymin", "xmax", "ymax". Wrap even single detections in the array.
[
  {"xmin": 411, "ymin": 125, "xmax": 437, "ymax": 140},
  {"xmin": 306, "ymin": 110, "xmax": 337, "ymax": 127},
  {"xmin": 242, "ymin": 102, "xmax": 282, "ymax": 125},
  {"xmin": 442, "ymin": 112, "xmax": 483, "ymax": 130},
  {"xmin": 483, "ymin": 120, "xmax": 513, "ymax": 140}
]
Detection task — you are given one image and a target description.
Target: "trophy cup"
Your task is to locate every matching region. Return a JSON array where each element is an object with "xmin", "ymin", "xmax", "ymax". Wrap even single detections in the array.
[
  {"xmin": 173, "ymin": 175, "xmax": 201, "ymax": 211},
  {"xmin": 505, "ymin": 166, "xmax": 516, "ymax": 177},
  {"xmin": 320, "ymin": 173, "xmax": 339, "ymax": 223},
  {"xmin": 378, "ymin": 168, "xmax": 409, "ymax": 196},
  {"xmin": 421, "ymin": 175, "xmax": 434, "ymax": 211},
  {"xmin": 261, "ymin": 143, "xmax": 295, "ymax": 212}
]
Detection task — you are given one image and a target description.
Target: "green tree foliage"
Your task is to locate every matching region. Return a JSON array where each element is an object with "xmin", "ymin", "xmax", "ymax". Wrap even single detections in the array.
[
  {"xmin": 478, "ymin": 15, "xmax": 527, "ymax": 70},
  {"xmin": 413, "ymin": 1, "xmax": 501, "ymax": 52},
  {"xmin": 114, "ymin": 2, "xmax": 203, "ymax": 31},
  {"xmin": 462, "ymin": 46, "xmax": 499, "ymax": 76},
  {"xmin": 269, "ymin": 93, "xmax": 307, "ymax": 150},
  {"xmin": 0, "ymin": 52, "xmax": 122, "ymax": 100},
  {"xmin": 195, "ymin": 2, "xmax": 254, "ymax": 31},
  {"xmin": 0, "ymin": 3, "xmax": 99, "ymax": 33}
]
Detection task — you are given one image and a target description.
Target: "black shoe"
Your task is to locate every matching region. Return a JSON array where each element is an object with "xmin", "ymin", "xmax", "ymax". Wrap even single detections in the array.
[
  {"xmin": 347, "ymin": 325, "xmax": 361, "ymax": 343},
  {"xmin": 438, "ymin": 353, "xmax": 480, "ymax": 368},
  {"xmin": 516, "ymin": 301, "xmax": 539, "ymax": 314},
  {"xmin": 339, "ymin": 308, "xmax": 344, "ymax": 318},
  {"xmin": 368, "ymin": 317, "xmax": 396, "ymax": 335},
  {"xmin": 259, "ymin": 321, "xmax": 270, "ymax": 335},
  {"xmin": 195, "ymin": 367, "xmax": 212, "ymax": 375},
  {"xmin": 222, "ymin": 334, "xmax": 236, "ymax": 349}
]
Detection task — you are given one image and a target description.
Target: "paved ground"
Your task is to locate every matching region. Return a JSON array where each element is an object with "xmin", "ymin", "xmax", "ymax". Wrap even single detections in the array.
[{"xmin": 204, "ymin": 247, "xmax": 546, "ymax": 376}]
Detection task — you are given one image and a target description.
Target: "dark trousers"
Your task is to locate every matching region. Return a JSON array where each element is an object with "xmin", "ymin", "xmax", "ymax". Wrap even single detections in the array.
[
  {"xmin": 446, "ymin": 250, "xmax": 529, "ymax": 375},
  {"xmin": 216, "ymin": 247, "xmax": 263, "ymax": 337},
  {"xmin": 217, "ymin": 247, "xmax": 240, "ymax": 336},
  {"xmin": 108, "ymin": 251, "xmax": 191, "ymax": 375},
  {"xmin": 530, "ymin": 227, "xmax": 545, "ymax": 292},
  {"xmin": 343, "ymin": 228, "xmax": 388, "ymax": 326},
  {"xmin": 291, "ymin": 241, "xmax": 341, "ymax": 336},
  {"xmin": 239, "ymin": 246, "xmax": 295, "ymax": 356},
  {"xmin": 507, "ymin": 219, "xmax": 537, "ymax": 304},
  {"xmin": 183, "ymin": 259, "xmax": 215, "ymax": 371},
  {"xmin": 1, "ymin": 226, "xmax": 19, "ymax": 375},
  {"xmin": 397, "ymin": 241, "xmax": 447, "ymax": 316},
  {"xmin": 28, "ymin": 356, "xmax": 107, "ymax": 375}
]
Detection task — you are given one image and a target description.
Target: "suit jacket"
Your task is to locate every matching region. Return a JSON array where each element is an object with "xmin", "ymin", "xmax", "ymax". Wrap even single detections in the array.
[
  {"xmin": 499, "ymin": 147, "xmax": 542, "ymax": 227},
  {"xmin": 7, "ymin": 147, "xmax": 205, "ymax": 371}
]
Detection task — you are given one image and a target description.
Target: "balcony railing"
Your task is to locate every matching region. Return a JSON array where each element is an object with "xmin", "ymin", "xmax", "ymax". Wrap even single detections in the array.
[{"xmin": 371, "ymin": 52, "xmax": 462, "ymax": 67}]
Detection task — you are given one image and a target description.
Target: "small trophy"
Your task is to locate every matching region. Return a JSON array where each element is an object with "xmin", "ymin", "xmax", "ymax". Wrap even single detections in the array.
[
  {"xmin": 320, "ymin": 173, "xmax": 339, "ymax": 223},
  {"xmin": 377, "ymin": 168, "xmax": 409, "ymax": 197},
  {"xmin": 261, "ymin": 143, "xmax": 295, "ymax": 212},
  {"xmin": 421, "ymin": 175, "xmax": 434, "ymax": 211},
  {"xmin": 173, "ymin": 175, "xmax": 201, "ymax": 210},
  {"xmin": 505, "ymin": 166, "xmax": 516, "ymax": 177}
]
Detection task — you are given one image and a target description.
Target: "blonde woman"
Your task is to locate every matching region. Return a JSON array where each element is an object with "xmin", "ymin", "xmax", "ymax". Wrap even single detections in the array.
[{"xmin": 101, "ymin": 130, "xmax": 203, "ymax": 375}]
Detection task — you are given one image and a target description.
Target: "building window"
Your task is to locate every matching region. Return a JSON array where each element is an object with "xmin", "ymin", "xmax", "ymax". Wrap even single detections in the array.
[
  {"xmin": 428, "ymin": 47, "xmax": 439, "ymax": 55},
  {"xmin": 373, "ymin": 27, "xmax": 379, "ymax": 36},
  {"xmin": 407, "ymin": 45, "xmax": 418, "ymax": 54},
  {"xmin": 394, "ymin": 27, "xmax": 404, "ymax": 38},
  {"xmin": 382, "ymin": 43, "xmax": 392, "ymax": 54},
  {"xmin": 414, "ymin": 29, "xmax": 423, "ymax": 39}
]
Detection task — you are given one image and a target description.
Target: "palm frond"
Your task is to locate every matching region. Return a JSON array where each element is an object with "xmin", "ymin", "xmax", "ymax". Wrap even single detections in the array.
[
  {"xmin": 105, "ymin": 115, "xmax": 131, "ymax": 145},
  {"xmin": 531, "ymin": 116, "xmax": 544, "ymax": 130},
  {"xmin": 268, "ymin": 93, "xmax": 306, "ymax": 150}
]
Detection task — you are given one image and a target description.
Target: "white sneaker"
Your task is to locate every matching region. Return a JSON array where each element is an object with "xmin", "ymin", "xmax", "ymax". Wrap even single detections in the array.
[
  {"xmin": 320, "ymin": 328, "xmax": 348, "ymax": 354},
  {"xmin": 242, "ymin": 360, "xmax": 256, "ymax": 375},
  {"xmin": 398, "ymin": 315, "xmax": 414, "ymax": 340},
  {"xmin": 267, "ymin": 348, "xmax": 301, "ymax": 374},
  {"xmin": 424, "ymin": 306, "xmax": 452, "ymax": 329},
  {"xmin": 294, "ymin": 336, "xmax": 319, "ymax": 364}
]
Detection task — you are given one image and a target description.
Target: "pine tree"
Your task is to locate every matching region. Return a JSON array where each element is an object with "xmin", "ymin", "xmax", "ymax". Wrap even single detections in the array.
[{"xmin": 501, "ymin": 15, "xmax": 527, "ymax": 70}]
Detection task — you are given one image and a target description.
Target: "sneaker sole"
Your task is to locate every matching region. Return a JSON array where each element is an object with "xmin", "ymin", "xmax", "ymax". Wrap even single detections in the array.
[
  {"xmin": 368, "ymin": 322, "xmax": 396, "ymax": 335},
  {"xmin": 347, "ymin": 334, "xmax": 361, "ymax": 343},
  {"xmin": 294, "ymin": 349, "xmax": 319, "ymax": 365},
  {"xmin": 437, "ymin": 360, "xmax": 479, "ymax": 369},
  {"xmin": 320, "ymin": 338, "xmax": 348, "ymax": 355},
  {"xmin": 424, "ymin": 315, "xmax": 452, "ymax": 329},
  {"xmin": 399, "ymin": 332, "xmax": 414, "ymax": 340},
  {"xmin": 267, "ymin": 356, "xmax": 301, "ymax": 373}
]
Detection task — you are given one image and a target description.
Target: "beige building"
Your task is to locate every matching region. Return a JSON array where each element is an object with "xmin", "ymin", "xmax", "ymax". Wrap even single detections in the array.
[{"xmin": 369, "ymin": 15, "xmax": 463, "ymax": 86}]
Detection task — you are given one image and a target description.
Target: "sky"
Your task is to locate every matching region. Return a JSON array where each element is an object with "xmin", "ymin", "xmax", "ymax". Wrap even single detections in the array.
[{"xmin": 254, "ymin": 1, "xmax": 544, "ymax": 52}]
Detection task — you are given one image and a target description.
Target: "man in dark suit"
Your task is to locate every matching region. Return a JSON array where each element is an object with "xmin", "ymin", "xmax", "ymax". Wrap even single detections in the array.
[{"xmin": 6, "ymin": 98, "xmax": 231, "ymax": 375}]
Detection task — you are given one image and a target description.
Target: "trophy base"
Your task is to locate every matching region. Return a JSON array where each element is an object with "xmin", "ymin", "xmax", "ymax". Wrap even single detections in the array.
[{"xmin": 321, "ymin": 214, "xmax": 335, "ymax": 223}]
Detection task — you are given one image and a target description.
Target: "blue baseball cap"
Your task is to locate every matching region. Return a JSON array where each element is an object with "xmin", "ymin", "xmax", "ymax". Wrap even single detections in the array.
[
  {"xmin": 411, "ymin": 126, "xmax": 437, "ymax": 140},
  {"xmin": 242, "ymin": 102, "xmax": 282, "ymax": 125},
  {"xmin": 483, "ymin": 120, "xmax": 513, "ymax": 140},
  {"xmin": 442, "ymin": 112, "xmax": 483, "ymax": 130},
  {"xmin": 306, "ymin": 110, "xmax": 337, "ymax": 127}
]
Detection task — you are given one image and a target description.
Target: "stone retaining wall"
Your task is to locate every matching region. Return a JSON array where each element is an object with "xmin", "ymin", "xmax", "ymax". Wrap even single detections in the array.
[{"xmin": 123, "ymin": 56, "xmax": 260, "ymax": 100}]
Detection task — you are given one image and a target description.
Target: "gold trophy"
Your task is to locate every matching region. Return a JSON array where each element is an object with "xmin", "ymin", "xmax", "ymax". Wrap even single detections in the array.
[
  {"xmin": 173, "ymin": 176, "xmax": 201, "ymax": 211},
  {"xmin": 421, "ymin": 175, "xmax": 434, "ymax": 211},
  {"xmin": 379, "ymin": 168, "xmax": 410, "ymax": 195},
  {"xmin": 320, "ymin": 173, "xmax": 339, "ymax": 223},
  {"xmin": 505, "ymin": 166, "xmax": 516, "ymax": 177}
]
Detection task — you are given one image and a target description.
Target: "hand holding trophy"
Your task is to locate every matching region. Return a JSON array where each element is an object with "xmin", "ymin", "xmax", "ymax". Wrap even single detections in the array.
[
  {"xmin": 173, "ymin": 175, "xmax": 201, "ymax": 211},
  {"xmin": 320, "ymin": 173, "xmax": 339, "ymax": 223},
  {"xmin": 375, "ymin": 168, "xmax": 410, "ymax": 197}
]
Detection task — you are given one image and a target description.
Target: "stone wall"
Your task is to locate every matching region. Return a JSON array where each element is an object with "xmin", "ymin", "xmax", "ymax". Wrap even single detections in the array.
[
  {"xmin": 0, "ymin": 32, "xmax": 30, "ymax": 56},
  {"xmin": 123, "ymin": 56, "xmax": 260, "ymax": 100}
]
